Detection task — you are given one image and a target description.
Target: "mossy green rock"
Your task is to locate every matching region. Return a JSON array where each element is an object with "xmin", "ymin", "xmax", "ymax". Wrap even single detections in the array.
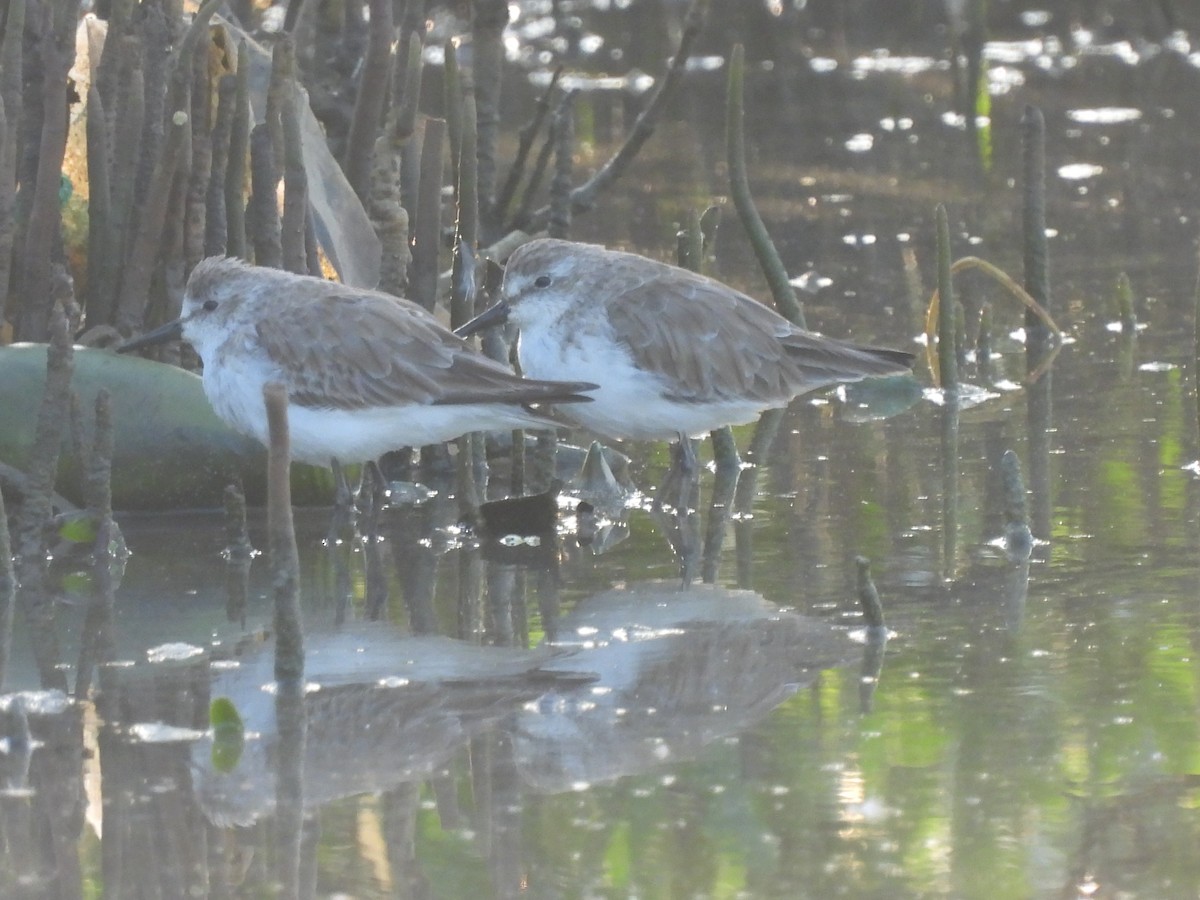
[{"xmin": 0, "ymin": 344, "xmax": 332, "ymax": 510}]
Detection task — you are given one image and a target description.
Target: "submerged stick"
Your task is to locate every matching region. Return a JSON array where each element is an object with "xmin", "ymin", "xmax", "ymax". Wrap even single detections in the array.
[
  {"xmin": 999, "ymin": 449, "xmax": 1033, "ymax": 560},
  {"xmin": 936, "ymin": 205, "xmax": 958, "ymax": 395},
  {"xmin": 264, "ymin": 383, "xmax": 303, "ymax": 682},
  {"xmin": 1022, "ymin": 106, "xmax": 1052, "ymax": 343},
  {"xmin": 1115, "ymin": 271, "xmax": 1137, "ymax": 333},
  {"xmin": 1022, "ymin": 105, "xmax": 1053, "ymax": 543},
  {"xmin": 85, "ymin": 389, "xmax": 115, "ymax": 549},
  {"xmin": 14, "ymin": 308, "xmax": 73, "ymax": 690},
  {"xmin": 223, "ymin": 482, "xmax": 253, "ymax": 626},
  {"xmin": 940, "ymin": 381, "xmax": 960, "ymax": 578},
  {"xmin": 855, "ymin": 556, "xmax": 885, "ymax": 628},
  {"xmin": 977, "ymin": 301, "xmax": 993, "ymax": 385},
  {"xmin": 938, "ymin": 212, "xmax": 961, "ymax": 579},
  {"xmin": 726, "ymin": 43, "xmax": 804, "ymax": 327},
  {"xmin": 855, "ymin": 556, "xmax": 887, "ymax": 714},
  {"xmin": 732, "ymin": 406, "xmax": 784, "ymax": 590},
  {"xmin": 74, "ymin": 388, "xmax": 117, "ymax": 698},
  {"xmin": 701, "ymin": 436, "xmax": 739, "ymax": 584},
  {"xmin": 272, "ymin": 653, "xmax": 307, "ymax": 898}
]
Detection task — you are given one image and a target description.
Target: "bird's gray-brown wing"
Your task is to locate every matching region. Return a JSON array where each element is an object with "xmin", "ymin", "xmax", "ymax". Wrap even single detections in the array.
[
  {"xmin": 604, "ymin": 267, "xmax": 913, "ymax": 404},
  {"xmin": 255, "ymin": 289, "xmax": 594, "ymax": 410}
]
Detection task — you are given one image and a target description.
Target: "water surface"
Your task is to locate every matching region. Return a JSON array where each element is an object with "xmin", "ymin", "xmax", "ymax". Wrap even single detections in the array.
[{"xmin": 5, "ymin": 4, "xmax": 1200, "ymax": 898}]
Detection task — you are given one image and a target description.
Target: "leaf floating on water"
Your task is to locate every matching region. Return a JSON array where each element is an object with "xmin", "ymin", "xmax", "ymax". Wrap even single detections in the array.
[
  {"xmin": 56, "ymin": 514, "xmax": 98, "ymax": 544},
  {"xmin": 210, "ymin": 697, "xmax": 246, "ymax": 773},
  {"xmin": 209, "ymin": 697, "xmax": 244, "ymax": 730}
]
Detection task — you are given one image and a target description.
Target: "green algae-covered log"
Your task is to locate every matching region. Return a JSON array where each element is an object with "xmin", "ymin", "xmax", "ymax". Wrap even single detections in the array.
[{"xmin": 0, "ymin": 346, "xmax": 331, "ymax": 510}]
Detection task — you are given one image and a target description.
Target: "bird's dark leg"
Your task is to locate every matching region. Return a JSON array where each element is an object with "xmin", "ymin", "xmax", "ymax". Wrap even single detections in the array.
[
  {"xmin": 363, "ymin": 460, "xmax": 387, "ymax": 508},
  {"xmin": 331, "ymin": 458, "xmax": 356, "ymax": 511},
  {"xmin": 676, "ymin": 434, "xmax": 702, "ymax": 516},
  {"xmin": 326, "ymin": 458, "xmax": 358, "ymax": 626},
  {"xmin": 674, "ymin": 435, "xmax": 701, "ymax": 584},
  {"xmin": 652, "ymin": 445, "xmax": 681, "ymax": 513},
  {"xmin": 653, "ymin": 435, "xmax": 699, "ymax": 514},
  {"xmin": 648, "ymin": 435, "xmax": 702, "ymax": 586},
  {"xmin": 359, "ymin": 462, "xmax": 389, "ymax": 619},
  {"xmin": 677, "ymin": 433, "xmax": 699, "ymax": 476}
]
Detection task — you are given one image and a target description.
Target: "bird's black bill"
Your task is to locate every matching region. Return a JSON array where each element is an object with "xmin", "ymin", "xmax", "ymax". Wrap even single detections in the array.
[
  {"xmin": 454, "ymin": 300, "xmax": 510, "ymax": 338},
  {"xmin": 116, "ymin": 319, "xmax": 184, "ymax": 354}
]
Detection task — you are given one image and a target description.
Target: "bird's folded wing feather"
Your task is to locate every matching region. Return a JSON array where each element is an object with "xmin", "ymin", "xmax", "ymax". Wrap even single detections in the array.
[
  {"xmin": 605, "ymin": 270, "xmax": 910, "ymax": 403},
  {"xmin": 256, "ymin": 291, "xmax": 591, "ymax": 409}
]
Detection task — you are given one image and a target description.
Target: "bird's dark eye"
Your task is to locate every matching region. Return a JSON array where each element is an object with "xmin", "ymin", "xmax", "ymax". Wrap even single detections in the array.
[
  {"xmin": 534, "ymin": 275, "xmax": 552, "ymax": 289},
  {"xmin": 202, "ymin": 299, "xmax": 219, "ymax": 312}
]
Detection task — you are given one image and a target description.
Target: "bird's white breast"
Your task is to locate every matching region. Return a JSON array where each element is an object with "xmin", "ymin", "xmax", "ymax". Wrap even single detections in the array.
[
  {"xmin": 202, "ymin": 332, "xmax": 281, "ymax": 448},
  {"xmin": 516, "ymin": 320, "xmax": 765, "ymax": 441}
]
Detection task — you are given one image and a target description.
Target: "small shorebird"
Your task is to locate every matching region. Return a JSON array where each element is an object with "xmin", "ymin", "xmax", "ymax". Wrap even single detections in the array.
[
  {"xmin": 457, "ymin": 238, "xmax": 915, "ymax": 466},
  {"xmin": 118, "ymin": 256, "xmax": 597, "ymax": 466}
]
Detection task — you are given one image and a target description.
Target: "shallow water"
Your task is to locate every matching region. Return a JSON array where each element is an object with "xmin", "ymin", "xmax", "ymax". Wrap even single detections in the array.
[{"xmin": 5, "ymin": 3, "xmax": 1200, "ymax": 898}]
